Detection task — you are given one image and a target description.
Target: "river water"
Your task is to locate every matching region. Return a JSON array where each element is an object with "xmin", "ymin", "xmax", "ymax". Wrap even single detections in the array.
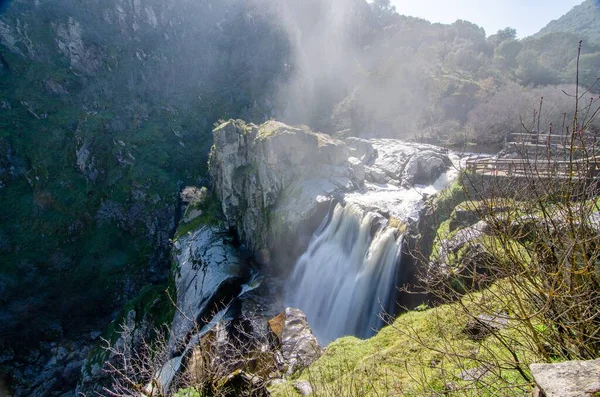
[{"xmin": 285, "ymin": 150, "xmax": 463, "ymax": 344}]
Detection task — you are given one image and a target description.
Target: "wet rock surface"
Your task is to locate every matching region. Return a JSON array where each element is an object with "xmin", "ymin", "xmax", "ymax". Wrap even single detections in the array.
[
  {"xmin": 364, "ymin": 139, "xmax": 452, "ymax": 187},
  {"xmin": 270, "ymin": 308, "xmax": 323, "ymax": 375},
  {"xmin": 169, "ymin": 225, "xmax": 248, "ymax": 349}
]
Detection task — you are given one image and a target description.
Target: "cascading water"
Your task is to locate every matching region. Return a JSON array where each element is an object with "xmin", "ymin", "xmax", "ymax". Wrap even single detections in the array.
[{"xmin": 285, "ymin": 203, "xmax": 403, "ymax": 344}]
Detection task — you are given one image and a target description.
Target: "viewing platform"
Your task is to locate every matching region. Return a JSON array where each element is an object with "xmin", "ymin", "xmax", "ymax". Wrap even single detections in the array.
[
  {"xmin": 507, "ymin": 132, "xmax": 598, "ymax": 151},
  {"xmin": 465, "ymin": 157, "xmax": 600, "ymax": 179},
  {"xmin": 465, "ymin": 132, "xmax": 600, "ymax": 180}
]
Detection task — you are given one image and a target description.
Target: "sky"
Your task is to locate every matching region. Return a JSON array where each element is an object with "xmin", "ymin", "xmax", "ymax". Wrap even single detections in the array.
[{"xmin": 390, "ymin": 0, "xmax": 583, "ymax": 38}]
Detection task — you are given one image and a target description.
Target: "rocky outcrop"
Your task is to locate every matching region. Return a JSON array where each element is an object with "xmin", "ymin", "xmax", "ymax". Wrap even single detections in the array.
[
  {"xmin": 530, "ymin": 359, "xmax": 600, "ymax": 397},
  {"xmin": 209, "ymin": 120, "xmax": 358, "ymax": 270},
  {"xmin": 268, "ymin": 308, "xmax": 323, "ymax": 375},
  {"xmin": 169, "ymin": 225, "xmax": 248, "ymax": 351},
  {"xmin": 147, "ymin": 222, "xmax": 255, "ymax": 395},
  {"xmin": 55, "ymin": 17, "xmax": 103, "ymax": 74},
  {"xmin": 209, "ymin": 120, "xmax": 454, "ymax": 274},
  {"xmin": 356, "ymin": 139, "xmax": 452, "ymax": 187}
]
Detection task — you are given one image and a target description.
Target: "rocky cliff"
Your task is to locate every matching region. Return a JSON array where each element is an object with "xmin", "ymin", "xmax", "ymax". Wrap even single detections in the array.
[
  {"xmin": 0, "ymin": 1, "xmax": 288, "ymax": 395},
  {"xmin": 209, "ymin": 119, "xmax": 454, "ymax": 274},
  {"xmin": 209, "ymin": 120, "xmax": 359, "ymax": 271}
]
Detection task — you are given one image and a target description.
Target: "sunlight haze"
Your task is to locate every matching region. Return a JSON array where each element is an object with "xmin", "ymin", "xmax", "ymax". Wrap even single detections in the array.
[{"xmin": 390, "ymin": 0, "xmax": 583, "ymax": 37}]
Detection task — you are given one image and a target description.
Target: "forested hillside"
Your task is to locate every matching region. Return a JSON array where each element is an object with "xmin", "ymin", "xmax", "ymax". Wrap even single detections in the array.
[
  {"xmin": 1, "ymin": 0, "xmax": 597, "ymax": 351},
  {"xmin": 271, "ymin": 0, "xmax": 600, "ymax": 144},
  {"xmin": 536, "ymin": 0, "xmax": 600, "ymax": 43},
  {"xmin": 0, "ymin": 0, "xmax": 288, "ymax": 347}
]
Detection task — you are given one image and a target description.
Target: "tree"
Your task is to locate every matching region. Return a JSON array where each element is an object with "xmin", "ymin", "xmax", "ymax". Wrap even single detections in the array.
[
  {"xmin": 405, "ymin": 43, "xmax": 600, "ymax": 394},
  {"xmin": 494, "ymin": 39, "xmax": 522, "ymax": 69},
  {"xmin": 566, "ymin": 52, "xmax": 600, "ymax": 92},
  {"xmin": 488, "ymin": 27, "xmax": 518, "ymax": 47},
  {"xmin": 516, "ymin": 49, "xmax": 558, "ymax": 86}
]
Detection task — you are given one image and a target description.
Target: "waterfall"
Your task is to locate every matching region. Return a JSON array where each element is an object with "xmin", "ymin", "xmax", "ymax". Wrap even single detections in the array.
[{"xmin": 285, "ymin": 203, "xmax": 403, "ymax": 344}]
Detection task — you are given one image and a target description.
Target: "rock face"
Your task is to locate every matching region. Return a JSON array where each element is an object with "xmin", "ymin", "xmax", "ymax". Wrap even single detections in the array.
[
  {"xmin": 169, "ymin": 225, "xmax": 248, "ymax": 350},
  {"xmin": 210, "ymin": 120, "xmax": 357, "ymax": 269},
  {"xmin": 269, "ymin": 308, "xmax": 323, "ymax": 375},
  {"xmin": 148, "ymin": 222, "xmax": 260, "ymax": 395},
  {"xmin": 0, "ymin": 3, "xmax": 288, "ymax": 395},
  {"xmin": 530, "ymin": 359, "xmax": 600, "ymax": 397},
  {"xmin": 209, "ymin": 120, "xmax": 454, "ymax": 273}
]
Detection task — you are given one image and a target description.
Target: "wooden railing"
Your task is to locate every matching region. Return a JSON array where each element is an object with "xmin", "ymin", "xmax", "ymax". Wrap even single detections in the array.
[
  {"xmin": 465, "ymin": 157, "xmax": 600, "ymax": 179},
  {"xmin": 510, "ymin": 132, "xmax": 597, "ymax": 147}
]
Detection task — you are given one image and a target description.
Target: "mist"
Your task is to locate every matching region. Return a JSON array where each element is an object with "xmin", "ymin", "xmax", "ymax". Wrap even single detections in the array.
[{"xmin": 260, "ymin": 0, "xmax": 599, "ymax": 144}]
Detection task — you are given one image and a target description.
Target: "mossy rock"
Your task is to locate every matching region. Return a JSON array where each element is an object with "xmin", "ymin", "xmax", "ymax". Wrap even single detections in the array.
[{"xmin": 175, "ymin": 192, "xmax": 225, "ymax": 239}]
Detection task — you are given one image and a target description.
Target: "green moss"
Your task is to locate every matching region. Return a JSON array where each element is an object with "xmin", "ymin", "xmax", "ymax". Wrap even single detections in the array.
[
  {"xmin": 175, "ymin": 192, "xmax": 225, "ymax": 239},
  {"xmin": 257, "ymin": 123, "xmax": 281, "ymax": 140},
  {"xmin": 172, "ymin": 388, "xmax": 202, "ymax": 397},
  {"xmin": 433, "ymin": 175, "xmax": 468, "ymax": 223},
  {"xmin": 270, "ymin": 285, "xmax": 538, "ymax": 397}
]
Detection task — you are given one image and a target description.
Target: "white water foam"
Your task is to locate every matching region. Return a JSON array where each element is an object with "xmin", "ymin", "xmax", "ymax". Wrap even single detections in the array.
[{"xmin": 285, "ymin": 151, "xmax": 463, "ymax": 344}]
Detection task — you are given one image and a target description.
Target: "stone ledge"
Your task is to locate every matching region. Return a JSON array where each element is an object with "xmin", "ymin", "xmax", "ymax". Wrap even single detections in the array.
[{"xmin": 530, "ymin": 359, "xmax": 600, "ymax": 397}]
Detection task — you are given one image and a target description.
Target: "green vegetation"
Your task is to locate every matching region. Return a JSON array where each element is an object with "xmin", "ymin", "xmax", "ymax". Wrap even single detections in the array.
[
  {"xmin": 432, "ymin": 176, "xmax": 468, "ymax": 223},
  {"xmin": 173, "ymin": 389, "xmax": 202, "ymax": 397},
  {"xmin": 269, "ymin": 285, "xmax": 536, "ymax": 396},
  {"xmin": 174, "ymin": 192, "xmax": 225, "ymax": 239},
  {"xmin": 0, "ymin": 0, "xmax": 287, "ymax": 347}
]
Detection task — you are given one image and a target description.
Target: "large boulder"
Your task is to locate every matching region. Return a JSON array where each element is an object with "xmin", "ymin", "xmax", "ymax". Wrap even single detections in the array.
[
  {"xmin": 366, "ymin": 140, "xmax": 452, "ymax": 187},
  {"xmin": 268, "ymin": 308, "xmax": 323, "ymax": 375},
  {"xmin": 530, "ymin": 359, "xmax": 600, "ymax": 397},
  {"xmin": 402, "ymin": 150, "xmax": 452, "ymax": 185}
]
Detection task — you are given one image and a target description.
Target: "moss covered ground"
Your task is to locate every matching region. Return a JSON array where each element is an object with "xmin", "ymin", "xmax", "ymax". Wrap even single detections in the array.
[{"xmin": 269, "ymin": 286, "xmax": 537, "ymax": 397}]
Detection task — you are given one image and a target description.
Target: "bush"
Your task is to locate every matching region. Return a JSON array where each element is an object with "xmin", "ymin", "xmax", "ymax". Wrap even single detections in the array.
[{"xmin": 416, "ymin": 43, "xmax": 600, "ymax": 394}]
